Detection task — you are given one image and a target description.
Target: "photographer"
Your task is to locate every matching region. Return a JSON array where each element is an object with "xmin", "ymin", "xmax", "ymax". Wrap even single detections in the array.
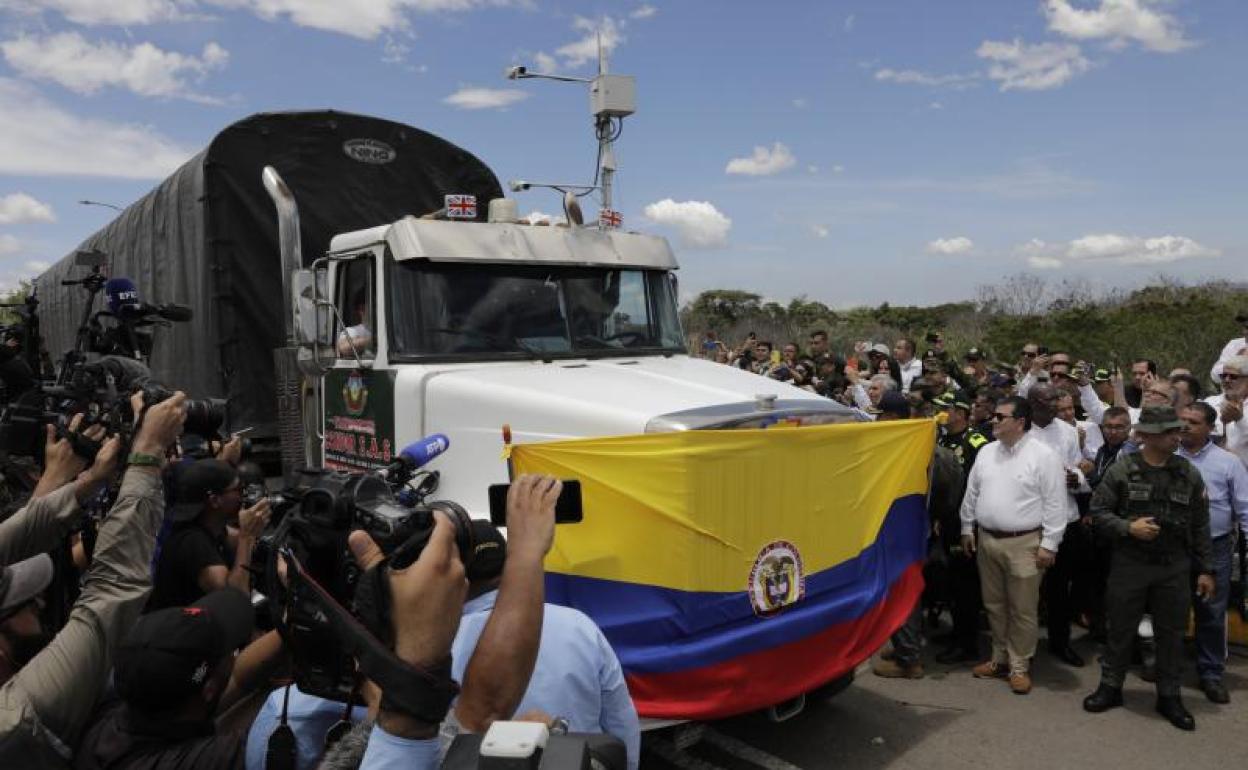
[
  {"xmin": 245, "ymin": 476, "xmax": 615, "ymax": 770},
  {"xmin": 0, "ymin": 393, "xmax": 186, "ymax": 767},
  {"xmin": 0, "ymin": 416, "xmax": 116, "ymax": 563},
  {"xmin": 73, "ymin": 590, "xmax": 285, "ymax": 770},
  {"xmin": 147, "ymin": 459, "xmax": 271, "ymax": 611}
]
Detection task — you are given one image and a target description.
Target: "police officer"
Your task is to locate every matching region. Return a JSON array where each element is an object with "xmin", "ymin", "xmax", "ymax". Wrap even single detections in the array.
[
  {"xmin": 1082, "ymin": 405, "xmax": 1215, "ymax": 731},
  {"xmin": 932, "ymin": 391, "xmax": 990, "ymax": 664}
]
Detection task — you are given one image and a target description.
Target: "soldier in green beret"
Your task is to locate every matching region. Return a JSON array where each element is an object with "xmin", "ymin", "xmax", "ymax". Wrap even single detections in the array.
[{"xmin": 1082, "ymin": 405, "xmax": 1215, "ymax": 731}]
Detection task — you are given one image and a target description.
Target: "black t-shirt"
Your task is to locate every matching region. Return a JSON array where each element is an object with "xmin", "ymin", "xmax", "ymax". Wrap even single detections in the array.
[
  {"xmin": 147, "ymin": 522, "xmax": 227, "ymax": 612},
  {"xmin": 74, "ymin": 699, "xmax": 246, "ymax": 770}
]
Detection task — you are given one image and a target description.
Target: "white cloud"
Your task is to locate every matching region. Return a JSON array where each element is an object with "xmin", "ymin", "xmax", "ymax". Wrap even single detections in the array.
[
  {"xmin": 844, "ymin": 13, "xmax": 855, "ymax": 32},
  {"xmin": 1028, "ymin": 255, "xmax": 1064, "ymax": 269},
  {"xmin": 976, "ymin": 38, "xmax": 1090, "ymax": 91},
  {"xmin": 1, "ymin": 33, "xmax": 228, "ymax": 102},
  {"xmin": 874, "ymin": 67, "xmax": 978, "ymax": 88},
  {"xmin": 532, "ymin": 51, "xmax": 556, "ymax": 74},
  {"xmin": 929, "ymin": 101, "xmax": 944, "ymax": 110},
  {"xmin": 832, "ymin": 164, "xmax": 845, "ymax": 174},
  {"xmin": 521, "ymin": 210, "xmax": 565, "ymax": 226},
  {"xmin": 792, "ymin": 97, "xmax": 807, "ymax": 109},
  {"xmin": 443, "ymin": 86, "xmax": 529, "ymax": 110},
  {"xmin": 642, "ymin": 199, "xmax": 731, "ymax": 249},
  {"xmin": 725, "ymin": 142, "xmax": 796, "ymax": 177},
  {"xmin": 0, "ymin": 193, "xmax": 55, "ymax": 224},
  {"xmin": 1013, "ymin": 233, "xmax": 1218, "ymax": 268},
  {"xmin": 556, "ymin": 15, "xmax": 623, "ymax": 68},
  {"xmin": 382, "ymin": 36, "xmax": 411, "ymax": 64},
  {"xmin": 1066, "ymin": 233, "xmax": 1217, "ymax": 264},
  {"xmin": 1044, "ymin": 0, "xmax": 1192, "ymax": 53},
  {"xmin": 5, "ymin": 1, "xmax": 528, "ymax": 41},
  {"xmin": 811, "ymin": 224, "xmax": 829, "ymax": 239},
  {"xmin": 0, "ymin": 0, "xmax": 187, "ymax": 26},
  {"xmin": 0, "ymin": 77, "xmax": 196, "ymax": 178},
  {"xmin": 807, "ymin": 164, "xmax": 819, "ymax": 174},
  {"xmin": 0, "ymin": 235, "xmax": 20, "ymax": 256},
  {"xmin": 24, "ymin": 259, "xmax": 50, "ymax": 273},
  {"xmin": 926, "ymin": 236, "xmax": 974, "ymax": 255},
  {"xmin": 630, "ymin": 4, "xmax": 655, "ymax": 20}
]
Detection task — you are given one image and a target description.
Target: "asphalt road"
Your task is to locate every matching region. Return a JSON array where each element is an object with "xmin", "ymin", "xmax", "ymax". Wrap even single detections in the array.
[{"xmin": 641, "ymin": 633, "xmax": 1248, "ymax": 770}]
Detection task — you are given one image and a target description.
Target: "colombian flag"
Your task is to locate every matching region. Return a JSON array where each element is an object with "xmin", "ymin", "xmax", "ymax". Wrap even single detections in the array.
[{"xmin": 511, "ymin": 420, "xmax": 935, "ymax": 720}]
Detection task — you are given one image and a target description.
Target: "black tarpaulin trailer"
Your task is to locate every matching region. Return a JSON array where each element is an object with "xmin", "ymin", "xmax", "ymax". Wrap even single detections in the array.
[{"xmin": 35, "ymin": 110, "xmax": 502, "ymax": 439}]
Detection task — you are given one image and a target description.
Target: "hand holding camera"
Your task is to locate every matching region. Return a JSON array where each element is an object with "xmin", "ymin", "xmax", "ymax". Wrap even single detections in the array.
[
  {"xmin": 130, "ymin": 390, "xmax": 187, "ymax": 458},
  {"xmin": 348, "ymin": 514, "xmax": 468, "ymax": 671}
]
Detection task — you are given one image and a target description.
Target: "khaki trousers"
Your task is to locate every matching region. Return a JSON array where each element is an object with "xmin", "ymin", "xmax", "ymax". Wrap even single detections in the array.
[{"xmin": 977, "ymin": 530, "xmax": 1044, "ymax": 672}]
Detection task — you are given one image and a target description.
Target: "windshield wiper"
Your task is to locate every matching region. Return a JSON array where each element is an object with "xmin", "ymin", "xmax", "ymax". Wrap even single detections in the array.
[{"xmin": 430, "ymin": 327, "xmax": 549, "ymax": 360}]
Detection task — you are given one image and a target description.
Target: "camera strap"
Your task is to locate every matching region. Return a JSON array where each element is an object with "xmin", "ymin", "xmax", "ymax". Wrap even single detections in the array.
[{"xmin": 281, "ymin": 548, "xmax": 460, "ymax": 724}]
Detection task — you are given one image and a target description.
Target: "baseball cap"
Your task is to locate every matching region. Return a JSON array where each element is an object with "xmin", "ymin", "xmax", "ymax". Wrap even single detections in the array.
[
  {"xmin": 1134, "ymin": 405, "xmax": 1183, "ymax": 434},
  {"xmin": 964, "ymin": 347, "xmax": 985, "ymax": 361},
  {"xmin": 465, "ymin": 520, "xmax": 507, "ymax": 583},
  {"xmin": 868, "ymin": 343, "xmax": 890, "ymax": 357},
  {"xmin": 0, "ymin": 554, "xmax": 54, "ymax": 622},
  {"xmin": 115, "ymin": 589, "xmax": 254, "ymax": 711},
  {"xmin": 169, "ymin": 459, "xmax": 239, "ymax": 522},
  {"xmin": 1093, "ymin": 368, "xmax": 1111, "ymax": 383},
  {"xmin": 877, "ymin": 391, "xmax": 911, "ymax": 419}
]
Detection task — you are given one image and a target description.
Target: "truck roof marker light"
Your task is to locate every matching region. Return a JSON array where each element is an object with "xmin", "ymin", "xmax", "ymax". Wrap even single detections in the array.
[
  {"xmin": 488, "ymin": 198, "xmax": 518, "ymax": 223},
  {"xmin": 500, "ymin": 424, "xmax": 513, "ymax": 461}
]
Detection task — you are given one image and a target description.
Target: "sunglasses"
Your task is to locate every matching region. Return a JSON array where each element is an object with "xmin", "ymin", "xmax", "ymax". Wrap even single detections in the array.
[
  {"xmin": 1021, "ymin": 351, "xmax": 1037, "ymax": 357},
  {"xmin": 991, "ymin": 412, "xmax": 1018, "ymax": 422},
  {"xmin": 1222, "ymin": 373, "xmax": 1242, "ymax": 381}
]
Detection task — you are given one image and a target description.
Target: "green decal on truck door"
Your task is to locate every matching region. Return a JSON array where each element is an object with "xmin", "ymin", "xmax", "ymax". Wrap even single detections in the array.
[{"xmin": 323, "ymin": 368, "xmax": 397, "ymax": 471}]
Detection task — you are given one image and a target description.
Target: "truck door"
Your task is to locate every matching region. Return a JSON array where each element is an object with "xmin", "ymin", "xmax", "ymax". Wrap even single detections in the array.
[{"xmin": 322, "ymin": 254, "xmax": 397, "ymax": 471}]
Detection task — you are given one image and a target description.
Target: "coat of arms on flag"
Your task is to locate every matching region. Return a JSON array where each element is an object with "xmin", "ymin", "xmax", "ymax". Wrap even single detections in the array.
[{"xmin": 445, "ymin": 194, "xmax": 477, "ymax": 219}]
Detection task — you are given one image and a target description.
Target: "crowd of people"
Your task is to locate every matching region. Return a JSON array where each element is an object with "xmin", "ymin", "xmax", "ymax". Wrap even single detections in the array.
[
  {"xmin": 1, "ymin": 313, "xmax": 1244, "ymax": 770},
  {"xmin": 703, "ymin": 311, "xmax": 1248, "ymax": 731},
  {"xmin": 0, "ymin": 394, "xmax": 639, "ymax": 769}
]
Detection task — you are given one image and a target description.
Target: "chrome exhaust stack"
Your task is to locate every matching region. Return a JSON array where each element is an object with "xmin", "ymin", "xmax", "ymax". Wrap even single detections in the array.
[{"xmin": 262, "ymin": 166, "xmax": 313, "ymax": 473}]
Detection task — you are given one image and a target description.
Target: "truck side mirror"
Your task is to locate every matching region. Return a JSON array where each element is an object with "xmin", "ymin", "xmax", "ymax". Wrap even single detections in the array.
[{"xmin": 292, "ymin": 268, "xmax": 330, "ymax": 347}]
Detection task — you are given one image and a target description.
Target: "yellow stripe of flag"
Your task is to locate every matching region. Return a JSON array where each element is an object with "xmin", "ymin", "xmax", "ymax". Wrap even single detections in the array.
[{"xmin": 511, "ymin": 419, "xmax": 936, "ymax": 593}]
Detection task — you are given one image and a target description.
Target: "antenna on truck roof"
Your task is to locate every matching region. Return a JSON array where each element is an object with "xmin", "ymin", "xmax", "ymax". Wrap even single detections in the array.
[{"xmin": 505, "ymin": 31, "xmax": 635, "ymax": 229}]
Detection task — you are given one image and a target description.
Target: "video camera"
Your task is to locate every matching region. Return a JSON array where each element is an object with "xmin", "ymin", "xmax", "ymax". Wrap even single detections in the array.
[
  {"xmin": 0, "ymin": 356, "xmax": 227, "ymax": 463},
  {"xmin": 256, "ymin": 464, "xmax": 476, "ymax": 705}
]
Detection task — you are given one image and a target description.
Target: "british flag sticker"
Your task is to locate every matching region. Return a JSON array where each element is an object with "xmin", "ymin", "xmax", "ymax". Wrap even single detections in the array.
[
  {"xmin": 445, "ymin": 194, "xmax": 477, "ymax": 219},
  {"xmin": 599, "ymin": 208, "xmax": 622, "ymax": 229}
]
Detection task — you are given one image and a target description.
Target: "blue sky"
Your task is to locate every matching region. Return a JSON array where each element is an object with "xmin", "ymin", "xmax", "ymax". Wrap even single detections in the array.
[{"xmin": 0, "ymin": 0, "xmax": 1244, "ymax": 307}]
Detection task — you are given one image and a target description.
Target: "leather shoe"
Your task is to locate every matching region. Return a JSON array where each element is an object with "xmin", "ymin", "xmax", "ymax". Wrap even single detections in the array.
[
  {"xmin": 1082, "ymin": 684, "xmax": 1123, "ymax": 713},
  {"xmin": 1008, "ymin": 671, "xmax": 1032, "ymax": 695},
  {"xmin": 1201, "ymin": 679, "xmax": 1230, "ymax": 704},
  {"xmin": 1155, "ymin": 696, "xmax": 1195, "ymax": 731},
  {"xmin": 1049, "ymin": 644, "xmax": 1085, "ymax": 668},
  {"xmin": 935, "ymin": 646, "xmax": 979, "ymax": 664},
  {"xmin": 972, "ymin": 660, "xmax": 1008, "ymax": 679}
]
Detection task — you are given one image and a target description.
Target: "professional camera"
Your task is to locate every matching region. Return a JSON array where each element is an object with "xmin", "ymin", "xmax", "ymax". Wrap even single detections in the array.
[
  {"xmin": 0, "ymin": 357, "xmax": 228, "ymax": 462},
  {"xmin": 258, "ymin": 466, "xmax": 477, "ymax": 705}
]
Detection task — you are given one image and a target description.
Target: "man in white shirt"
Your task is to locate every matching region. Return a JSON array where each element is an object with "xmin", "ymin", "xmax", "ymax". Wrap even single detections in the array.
[
  {"xmin": 1028, "ymin": 385, "xmax": 1091, "ymax": 668},
  {"xmin": 1204, "ymin": 355, "xmax": 1248, "ymax": 467},
  {"xmin": 960, "ymin": 395, "xmax": 1068, "ymax": 695},
  {"xmin": 1208, "ymin": 311, "xmax": 1248, "ymax": 385},
  {"xmin": 893, "ymin": 337, "xmax": 922, "ymax": 392}
]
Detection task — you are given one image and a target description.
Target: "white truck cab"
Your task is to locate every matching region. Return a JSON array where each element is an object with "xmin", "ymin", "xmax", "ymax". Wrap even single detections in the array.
[{"xmin": 286, "ymin": 212, "xmax": 857, "ymax": 518}]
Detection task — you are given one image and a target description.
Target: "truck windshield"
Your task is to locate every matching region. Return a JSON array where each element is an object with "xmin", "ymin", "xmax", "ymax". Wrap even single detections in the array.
[{"xmin": 387, "ymin": 261, "xmax": 686, "ymax": 357}]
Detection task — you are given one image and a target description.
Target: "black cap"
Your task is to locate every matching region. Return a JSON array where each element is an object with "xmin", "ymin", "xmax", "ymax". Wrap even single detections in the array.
[
  {"xmin": 964, "ymin": 347, "xmax": 985, "ymax": 361},
  {"xmin": 1236, "ymin": 310, "xmax": 1248, "ymax": 324},
  {"xmin": 169, "ymin": 459, "xmax": 238, "ymax": 522},
  {"xmin": 465, "ymin": 520, "xmax": 507, "ymax": 583},
  {"xmin": 877, "ymin": 391, "xmax": 911, "ymax": 419},
  {"xmin": 115, "ymin": 589, "xmax": 254, "ymax": 711}
]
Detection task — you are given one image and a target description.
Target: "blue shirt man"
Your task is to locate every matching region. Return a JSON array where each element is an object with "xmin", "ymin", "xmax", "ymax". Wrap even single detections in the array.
[
  {"xmin": 449, "ymin": 590, "xmax": 640, "ymax": 770},
  {"xmin": 1177, "ymin": 402, "xmax": 1248, "ymax": 702}
]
